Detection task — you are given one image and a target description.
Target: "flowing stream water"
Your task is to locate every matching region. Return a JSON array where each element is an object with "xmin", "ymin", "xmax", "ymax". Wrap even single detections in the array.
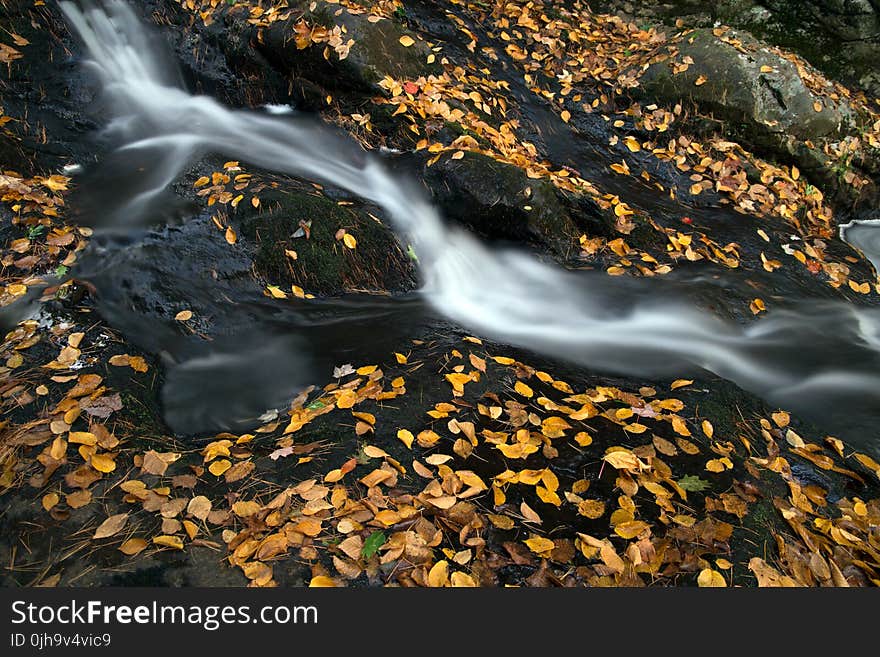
[{"xmin": 48, "ymin": 1, "xmax": 880, "ymax": 446}]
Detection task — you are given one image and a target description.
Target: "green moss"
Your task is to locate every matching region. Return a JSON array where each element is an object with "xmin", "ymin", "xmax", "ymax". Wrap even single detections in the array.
[{"xmin": 241, "ymin": 189, "xmax": 415, "ymax": 295}]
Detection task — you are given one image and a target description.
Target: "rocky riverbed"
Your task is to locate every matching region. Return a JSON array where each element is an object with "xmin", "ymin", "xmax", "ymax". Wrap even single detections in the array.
[{"xmin": 1, "ymin": 0, "xmax": 879, "ymax": 587}]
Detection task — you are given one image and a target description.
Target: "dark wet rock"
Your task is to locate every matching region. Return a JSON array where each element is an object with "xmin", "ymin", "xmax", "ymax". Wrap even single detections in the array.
[
  {"xmin": 255, "ymin": 0, "xmax": 439, "ymax": 104},
  {"xmin": 395, "ymin": 150, "xmax": 586, "ymax": 256},
  {"xmin": 596, "ymin": 0, "xmax": 880, "ymax": 98}
]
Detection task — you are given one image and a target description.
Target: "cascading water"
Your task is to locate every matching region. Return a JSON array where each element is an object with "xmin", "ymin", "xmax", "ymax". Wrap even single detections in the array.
[{"xmin": 51, "ymin": 1, "xmax": 880, "ymax": 441}]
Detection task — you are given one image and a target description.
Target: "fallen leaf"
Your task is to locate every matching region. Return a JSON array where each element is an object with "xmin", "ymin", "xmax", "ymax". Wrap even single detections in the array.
[{"xmin": 93, "ymin": 513, "xmax": 128, "ymax": 539}]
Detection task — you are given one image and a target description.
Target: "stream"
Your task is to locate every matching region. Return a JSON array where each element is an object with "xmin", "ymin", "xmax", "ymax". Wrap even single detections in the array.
[{"xmin": 12, "ymin": 1, "xmax": 877, "ymax": 452}]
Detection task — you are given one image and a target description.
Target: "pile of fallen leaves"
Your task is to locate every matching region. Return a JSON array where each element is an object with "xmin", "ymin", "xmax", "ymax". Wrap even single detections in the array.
[{"xmin": 4, "ymin": 320, "xmax": 880, "ymax": 586}]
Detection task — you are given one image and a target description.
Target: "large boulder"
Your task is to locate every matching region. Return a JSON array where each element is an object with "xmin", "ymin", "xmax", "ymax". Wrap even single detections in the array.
[
  {"xmin": 596, "ymin": 0, "xmax": 880, "ymax": 98},
  {"xmin": 255, "ymin": 0, "xmax": 439, "ymax": 99},
  {"xmin": 633, "ymin": 27, "xmax": 873, "ymax": 197},
  {"xmin": 397, "ymin": 150, "xmax": 590, "ymax": 256},
  {"xmin": 638, "ymin": 28, "xmax": 854, "ymax": 144}
]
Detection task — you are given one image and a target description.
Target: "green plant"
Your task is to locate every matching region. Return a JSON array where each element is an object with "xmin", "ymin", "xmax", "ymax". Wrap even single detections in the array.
[
  {"xmin": 678, "ymin": 475, "xmax": 711, "ymax": 492},
  {"xmin": 27, "ymin": 224, "xmax": 46, "ymax": 239},
  {"xmin": 361, "ymin": 531, "xmax": 386, "ymax": 559}
]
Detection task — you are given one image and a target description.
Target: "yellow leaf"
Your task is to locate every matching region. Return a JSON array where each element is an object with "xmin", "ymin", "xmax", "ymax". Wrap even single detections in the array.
[
  {"xmin": 427, "ymin": 560, "xmax": 450, "ymax": 587},
  {"xmin": 771, "ymin": 410, "xmax": 790, "ymax": 428},
  {"xmin": 560, "ymin": 109, "xmax": 571, "ymax": 123},
  {"xmin": 68, "ymin": 431, "xmax": 97, "ymax": 446},
  {"xmin": 524, "ymin": 536, "xmax": 555, "ymax": 556},
  {"xmin": 536, "ymin": 485, "xmax": 562, "ymax": 506},
  {"xmin": 577, "ymin": 499, "xmax": 605, "ymax": 519},
  {"xmin": 399, "ymin": 35, "xmax": 415, "ymax": 47},
  {"xmin": 705, "ymin": 458, "xmax": 728, "ymax": 473},
  {"xmin": 343, "ymin": 233, "xmax": 357, "ymax": 249},
  {"xmin": 208, "ymin": 459, "xmax": 231, "ymax": 476},
  {"xmin": 225, "ymin": 226, "xmax": 237, "ymax": 245},
  {"xmin": 152, "ymin": 535, "xmax": 184, "ymax": 550},
  {"xmin": 309, "ymin": 575, "xmax": 338, "ymax": 587},
  {"xmin": 266, "ymin": 285, "xmax": 287, "ymax": 299},
  {"xmin": 90, "ymin": 453, "xmax": 116, "ymax": 473},
  {"xmin": 603, "ymin": 450, "xmax": 640, "ymax": 470},
  {"xmin": 397, "ymin": 429, "xmax": 414, "ymax": 449},
  {"xmin": 695, "ymin": 75, "xmax": 707, "ymax": 86},
  {"xmin": 624, "ymin": 136, "xmax": 641, "ymax": 152},
  {"xmin": 670, "ymin": 379, "xmax": 693, "ymax": 390},
  {"xmin": 119, "ymin": 538, "xmax": 148, "ymax": 556},
  {"xmin": 671, "ymin": 416, "xmax": 691, "ymax": 437},
  {"xmin": 514, "ymin": 381, "xmax": 534, "ymax": 398},
  {"xmin": 701, "ymin": 420, "xmax": 714, "ymax": 439},
  {"xmin": 394, "ymin": 352, "xmax": 408, "ymax": 364},
  {"xmin": 614, "ymin": 520, "xmax": 649, "ymax": 539},
  {"xmin": 450, "ymin": 572, "xmax": 477, "ymax": 587},
  {"xmin": 697, "ymin": 568, "xmax": 726, "ymax": 587},
  {"xmin": 174, "ymin": 310, "xmax": 193, "ymax": 321},
  {"xmin": 42, "ymin": 492, "xmax": 60, "ymax": 511}
]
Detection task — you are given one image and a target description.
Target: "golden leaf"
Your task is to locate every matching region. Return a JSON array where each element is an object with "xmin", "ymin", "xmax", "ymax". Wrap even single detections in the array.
[
  {"xmin": 523, "ymin": 536, "xmax": 555, "ymax": 556},
  {"xmin": 514, "ymin": 381, "xmax": 534, "ymax": 398},
  {"xmin": 577, "ymin": 499, "xmax": 605, "ymax": 519},
  {"xmin": 614, "ymin": 520, "xmax": 649, "ymax": 539},
  {"xmin": 427, "ymin": 560, "xmax": 450, "ymax": 587},
  {"xmin": 153, "ymin": 535, "xmax": 184, "ymax": 550},
  {"xmin": 397, "ymin": 429, "xmax": 414, "ymax": 449},
  {"xmin": 90, "ymin": 453, "xmax": 116, "ymax": 473},
  {"xmin": 119, "ymin": 538, "xmax": 148, "ymax": 556},
  {"xmin": 697, "ymin": 568, "xmax": 727, "ymax": 587},
  {"xmin": 208, "ymin": 459, "xmax": 232, "ymax": 476},
  {"xmin": 42, "ymin": 492, "xmax": 60, "ymax": 511},
  {"xmin": 309, "ymin": 575, "xmax": 337, "ymax": 587}
]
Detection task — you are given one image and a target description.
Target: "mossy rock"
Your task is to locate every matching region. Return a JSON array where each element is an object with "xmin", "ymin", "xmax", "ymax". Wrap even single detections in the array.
[
  {"xmin": 240, "ymin": 186, "xmax": 416, "ymax": 295},
  {"xmin": 399, "ymin": 150, "xmax": 583, "ymax": 256}
]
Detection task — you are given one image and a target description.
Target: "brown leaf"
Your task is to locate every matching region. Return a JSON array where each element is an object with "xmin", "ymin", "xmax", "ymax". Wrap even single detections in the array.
[{"xmin": 93, "ymin": 513, "xmax": 128, "ymax": 540}]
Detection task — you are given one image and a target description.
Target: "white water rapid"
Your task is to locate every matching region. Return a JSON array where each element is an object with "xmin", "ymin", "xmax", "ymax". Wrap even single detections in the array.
[{"xmin": 59, "ymin": 0, "xmax": 880, "ymax": 436}]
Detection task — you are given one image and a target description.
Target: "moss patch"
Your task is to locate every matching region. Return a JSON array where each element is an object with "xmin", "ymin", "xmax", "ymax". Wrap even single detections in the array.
[{"xmin": 240, "ymin": 187, "xmax": 416, "ymax": 295}]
